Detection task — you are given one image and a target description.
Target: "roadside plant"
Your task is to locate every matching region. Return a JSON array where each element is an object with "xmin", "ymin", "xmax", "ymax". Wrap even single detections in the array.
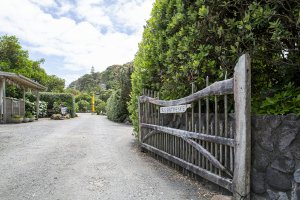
[{"xmin": 25, "ymin": 112, "xmax": 33, "ymax": 118}]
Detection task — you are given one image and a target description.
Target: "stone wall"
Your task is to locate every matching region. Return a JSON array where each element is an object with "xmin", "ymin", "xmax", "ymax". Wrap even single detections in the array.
[{"xmin": 251, "ymin": 114, "xmax": 300, "ymax": 200}]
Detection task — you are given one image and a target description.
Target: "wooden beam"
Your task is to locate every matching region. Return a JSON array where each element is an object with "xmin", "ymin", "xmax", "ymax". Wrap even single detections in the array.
[
  {"xmin": 184, "ymin": 137, "xmax": 233, "ymax": 177},
  {"xmin": 233, "ymin": 53, "xmax": 251, "ymax": 200},
  {"xmin": 139, "ymin": 78, "xmax": 233, "ymax": 106},
  {"xmin": 141, "ymin": 123, "xmax": 235, "ymax": 147},
  {"xmin": 142, "ymin": 129, "xmax": 160, "ymax": 142},
  {"xmin": 142, "ymin": 125, "xmax": 233, "ymax": 176},
  {"xmin": 141, "ymin": 143, "xmax": 233, "ymax": 191}
]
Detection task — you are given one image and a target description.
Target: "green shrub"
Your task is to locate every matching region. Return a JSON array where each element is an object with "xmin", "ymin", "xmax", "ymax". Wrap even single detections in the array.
[
  {"xmin": 75, "ymin": 93, "xmax": 91, "ymax": 103},
  {"xmin": 25, "ymin": 99, "xmax": 47, "ymax": 118},
  {"xmin": 95, "ymin": 99, "xmax": 106, "ymax": 115},
  {"xmin": 76, "ymin": 100, "xmax": 90, "ymax": 112},
  {"xmin": 253, "ymin": 83, "xmax": 300, "ymax": 115},
  {"xmin": 53, "ymin": 101, "xmax": 62, "ymax": 114},
  {"xmin": 39, "ymin": 101, "xmax": 48, "ymax": 117},
  {"xmin": 26, "ymin": 92, "xmax": 75, "ymax": 117},
  {"xmin": 41, "ymin": 93, "xmax": 75, "ymax": 117},
  {"xmin": 25, "ymin": 112, "xmax": 33, "ymax": 118},
  {"xmin": 106, "ymin": 90, "xmax": 128, "ymax": 122},
  {"xmin": 25, "ymin": 99, "xmax": 36, "ymax": 115},
  {"xmin": 75, "ymin": 93, "xmax": 91, "ymax": 112}
]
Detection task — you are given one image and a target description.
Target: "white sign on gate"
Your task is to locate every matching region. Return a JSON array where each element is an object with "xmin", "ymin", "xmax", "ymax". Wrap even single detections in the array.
[{"xmin": 160, "ymin": 104, "xmax": 191, "ymax": 114}]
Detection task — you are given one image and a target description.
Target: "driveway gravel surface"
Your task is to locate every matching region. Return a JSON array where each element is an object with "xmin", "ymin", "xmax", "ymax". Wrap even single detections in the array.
[{"xmin": 0, "ymin": 113, "xmax": 215, "ymax": 200}]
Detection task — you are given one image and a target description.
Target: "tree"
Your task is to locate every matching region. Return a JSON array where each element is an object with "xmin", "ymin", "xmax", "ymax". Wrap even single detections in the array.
[
  {"xmin": 0, "ymin": 35, "xmax": 48, "ymax": 83},
  {"xmin": 129, "ymin": 0, "xmax": 300, "ymax": 133},
  {"xmin": 106, "ymin": 90, "xmax": 128, "ymax": 122},
  {"xmin": 45, "ymin": 75, "xmax": 65, "ymax": 92},
  {"xmin": 0, "ymin": 35, "xmax": 65, "ymax": 93}
]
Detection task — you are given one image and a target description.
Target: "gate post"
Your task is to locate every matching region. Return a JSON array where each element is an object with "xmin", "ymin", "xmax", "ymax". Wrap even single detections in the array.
[
  {"xmin": 138, "ymin": 97, "xmax": 142, "ymax": 143},
  {"xmin": 233, "ymin": 53, "xmax": 251, "ymax": 200}
]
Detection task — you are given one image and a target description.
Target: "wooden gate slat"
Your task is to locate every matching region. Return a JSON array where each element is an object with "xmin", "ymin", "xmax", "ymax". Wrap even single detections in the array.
[{"xmin": 141, "ymin": 143, "xmax": 233, "ymax": 191}]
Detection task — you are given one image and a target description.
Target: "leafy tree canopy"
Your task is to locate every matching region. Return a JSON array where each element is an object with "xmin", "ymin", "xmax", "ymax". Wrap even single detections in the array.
[
  {"xmin": 129, "ymin": 0, "xmax": 300, "ymax": 132},
  {"xmin": 68, "ymin": 62, "xmax": 133, "ymax": 93},
  {"xmin": 0, "ymin": 35, "xmax": 65, "ymax": 92}
]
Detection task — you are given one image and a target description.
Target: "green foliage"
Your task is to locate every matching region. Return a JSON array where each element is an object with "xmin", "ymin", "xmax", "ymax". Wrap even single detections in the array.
[
  {"xmin": 75, "ymin": 93, "xmax": 91, "ymax": 112},
  {"xmin": 40, "ymin": 92, "xmax": 75, "ymax": 117},
  {"xmin": 76, "ymin": 100, "xmax": 90, "ymax": 112},
  {"xmin": 130, "ymin": 0, "xmax": 300, "ymax": 133},
  {"xmin": 95, "ymin": 99, "xmax": 106, "ymax": 115},
  {"xmin": 98, "ymin": 89, "xmax": 113, "ymax": 102},
  {"xmin": 25, "ymin": 111, "xmax": 33, "ymax": 118},
  {"xmin": 106, "ymin": 90, "xmax": 128, "ymax": 122},
  {"xmin": 68, "ymin": 62, "xmax": 133, "ymax": 92},
  {"xmin": 75, "ymin": 93, "xmax": 92, "ymax": 103},
  {"xmin": 25, "ymin": 98, "xmax": 47, "ymax": 118},
  {"xmin": 0, "ymin": 35, "xmax": 65, "ymax": 93},
  {"xmin": 39, "ymin": 101, "xmax": 48, "ymax": 118},
  {"xmin": 27, "ymin": 92, "xmax": 75, "ymax": 117},
  {"xmin": 52, "ymin": 101, "xmax": 69, "ymax": 114},
  {"xmin": 253, "ymin": 83, "xmax": 300, "ymax": 115},
  {"xmin": 69, "ymin": 62, "xmax": 133, "ymax": 121},
  {"xmin": 45, "ymin": 75, "xmax": 65, "ymax": 92},
  {"xmin": 25, "ymin": 99, "xmax": 36, "ymax": 116},
  {"xmin": 5, "ymin": 85, "xmax": 23, "ymax": 98}
]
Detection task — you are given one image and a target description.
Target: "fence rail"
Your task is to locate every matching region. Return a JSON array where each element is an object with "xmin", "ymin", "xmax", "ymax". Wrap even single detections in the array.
[{"xmin": 138, "ymin": 54, "xmax": 251, "ymax": 200}]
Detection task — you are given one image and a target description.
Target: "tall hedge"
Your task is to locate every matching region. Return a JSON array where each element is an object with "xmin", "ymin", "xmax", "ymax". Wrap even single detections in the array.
[
  {"xmin": 106, "ymin": 90, "xmax": 128, "ymax": 122},
  {"xmin": 129, "ymin": 0, "xmax": 300, "ymax": 133},
  {"xmin": 40, "ymin": 93, "xmax": 75, "ymax": 117},
  {"xmin": 26, "ymin": 92, "xmax": 75, "ymax": 117}
]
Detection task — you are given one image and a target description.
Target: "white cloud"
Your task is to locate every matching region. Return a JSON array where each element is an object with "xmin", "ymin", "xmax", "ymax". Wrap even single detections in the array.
[
  {"xmin": 56, "ymin": 2, "xmax": 74, "ymax": 16},
  {"xmin": 75, "ymin": 0, "xmax": 112, "ymax": 27},
  {"xmin": 108, "ymin": 0, "xmax": 154, "ymax": 31},
  {"xmin": 0, "ymin": 0, "xmax": 155, "ymax": 85},
  {"xmin": 29, "ymin": 0, "xmax": 57, "ymax": 7}
]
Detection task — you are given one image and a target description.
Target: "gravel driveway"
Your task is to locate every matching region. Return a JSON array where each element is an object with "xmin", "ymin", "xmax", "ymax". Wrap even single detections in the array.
[{"xmin": 0, "ymin": 113, "xmax": 215, "ymax": 200}]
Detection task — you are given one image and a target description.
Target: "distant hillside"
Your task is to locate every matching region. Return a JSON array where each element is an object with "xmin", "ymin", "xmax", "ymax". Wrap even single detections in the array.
[{"xmin": 68, "ymin": 62, "xmax": 133, "ymax": 92}]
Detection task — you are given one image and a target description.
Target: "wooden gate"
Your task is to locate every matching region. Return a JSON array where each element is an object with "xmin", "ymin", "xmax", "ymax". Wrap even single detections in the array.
[{"xmin": 138, "ymin": 54, "xmax": 251, "ymax": 200}]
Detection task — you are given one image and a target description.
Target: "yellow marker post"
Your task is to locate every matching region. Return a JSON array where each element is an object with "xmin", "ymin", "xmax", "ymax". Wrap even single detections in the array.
[{"xmin": 91, "ymin": 93, "xmax": 95, "ymax": 113}]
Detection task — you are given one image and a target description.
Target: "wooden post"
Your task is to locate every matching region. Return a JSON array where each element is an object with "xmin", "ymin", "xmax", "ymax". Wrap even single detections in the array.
[
  {"xmin": 36, "ymin": 91, "xmax": 40, "ymax": 120},
  {"xmin": 72, "ymin": 95, "xmax": 75, "ymax": 118},
  {"xmin": 138, "ymin": 96, "xmax": 142, "ymax": 143},
  {"xmin": 0, "ymin": 79, "xmax": 3, "ymax": 115},
  {"xmin": 233, "ymin": 53, "xmax": 251, "ymax": 200},
  {"xmin": 17, "ymin": 88, "xmax": 24, "ymax": 116},
  {"xmin": 1, "ymin": 78, "xmax": 6, "ymax": 123}
]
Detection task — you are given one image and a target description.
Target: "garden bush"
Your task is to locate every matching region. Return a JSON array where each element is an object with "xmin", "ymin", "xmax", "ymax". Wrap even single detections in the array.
[
  {"xmin": 26, "ymin": 92, "xmax": 75, "ymax": 117},
  {"xmin": 106, "ymin": 90, "xmax": 128, "ymax": 122},
  {"xmin": 76, "ymin": 100, "xmax": 90, "ymax": 112},
  {"xmin": 95, "ymin": 99, "xmax": 106, "ymax": 115},
  {"xmin": 75, "ymin": 93, "xmax": 92, "ymax": 112},
  {"xmin": 40, "ymin": 93, "xmax": 75, "ymax": 117},
  {"xmin": 25, "ymin": 99, "xmax": 47, "ymax": 118}
]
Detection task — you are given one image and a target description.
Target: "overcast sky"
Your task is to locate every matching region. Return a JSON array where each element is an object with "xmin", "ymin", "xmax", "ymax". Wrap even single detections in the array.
[{"xmin": 0, "ymin": 0, "xmax": 155, "ymax": 86}]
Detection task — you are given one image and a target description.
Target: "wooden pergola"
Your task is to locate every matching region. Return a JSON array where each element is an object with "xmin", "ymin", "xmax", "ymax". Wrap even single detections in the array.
[{"xmin": 0, "ymin": 71, "xmax": 46, "ymax": 123}]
